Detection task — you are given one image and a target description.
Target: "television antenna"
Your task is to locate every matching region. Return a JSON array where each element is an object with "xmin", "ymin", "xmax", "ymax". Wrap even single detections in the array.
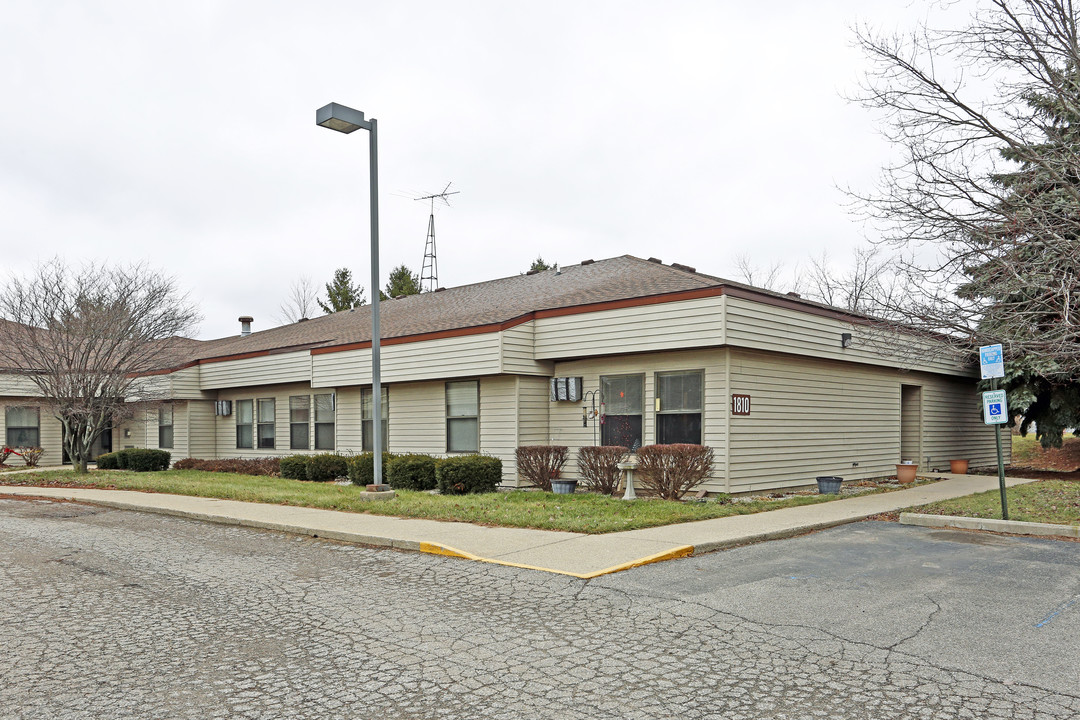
[{"xmin": 415, "ymin": 182, "xmax": 459, "ymax": 292}]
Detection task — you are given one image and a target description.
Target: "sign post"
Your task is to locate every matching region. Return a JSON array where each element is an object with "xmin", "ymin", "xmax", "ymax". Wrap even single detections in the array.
[{"xmin": 979, "ymin": 344, "xmax": 1009, "ymax": 520}]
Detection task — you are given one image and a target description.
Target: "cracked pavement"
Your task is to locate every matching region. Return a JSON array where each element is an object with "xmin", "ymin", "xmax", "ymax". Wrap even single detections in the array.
[{"xmin": 1, "ymin": 497, "xmax": 1078, "ymax": 719}]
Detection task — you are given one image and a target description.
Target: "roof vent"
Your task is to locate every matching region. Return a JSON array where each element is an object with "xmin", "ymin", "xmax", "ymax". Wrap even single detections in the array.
[
  {"xmin": 580, "ymin": 259, "xmax": 594, "ymax": 266},
  {"xmin": 671, "ymin": 263, "xmax": 696, "ymax": 273},
  {"xmin": 525, "ymin": 268, "xmax": 540, "ymax": 276},
  {"xmin": 298, "ymin": 317, "xmax": 309, "ymax": 322},
  {"xmin": 238, "ymin": 316, "xmax": 254, "ymax": 337},
  {"xmin": 647, "ymin": 257, "xmax": 663, "ymax": 264},
  {"xmin": 786, "ymin": 292, "xmax": 801, "ymax": 298},
  {"xmin": 435, "ymin": 287, "xmax": 446, "ymax": 292}
]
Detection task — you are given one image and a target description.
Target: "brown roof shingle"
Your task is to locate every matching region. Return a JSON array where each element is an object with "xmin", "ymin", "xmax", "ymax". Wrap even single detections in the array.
[{"xmin": 188, "ymin": 255, "xmax": 725, "ymax": 362}]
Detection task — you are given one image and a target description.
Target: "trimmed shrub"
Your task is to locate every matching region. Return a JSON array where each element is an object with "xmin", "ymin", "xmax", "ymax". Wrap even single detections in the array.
[
  {"xmin": 635, "ymin": 444, "xmax": 714, "ymax": 500},
  {"xmin": 279, "ymin": 455, "xmax": 310, "ymax": 480},
  {"xmin": 96, "ymin": 451, "xmax": 121, "ymax": 470},
  {"xmin": 386, "ymin": 454, "xmax": 437, "ymax": 491},
  {"xmin": 515, "ymin": 445, "xmax": 568, "ymax": 492},
  {"xmin": 576, "ymin": 446, "xmax": 629, "ymax": 495},
  {"xmin": 436, "ymin": 455, "xmax": 503, "ymax": 495},
  {"xmin": 115, "ymin": 448, "xmax": 171, "ymax": 472},
  {"xmin": 169, "ymin": 457, "xmax": 279, "ymax": 476},
  {"xmin": 347, "ymin": 452, "xmax": 394, "ymax": 486},
  {"xmin": 306, "ymin": 453, "xmax": 348, "ymax": 482}
]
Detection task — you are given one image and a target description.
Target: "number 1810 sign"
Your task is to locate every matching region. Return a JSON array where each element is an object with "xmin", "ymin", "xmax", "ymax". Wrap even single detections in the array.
[{"xmin": 731, "ymin": 394, "xmax": 751, "ymax": 416}]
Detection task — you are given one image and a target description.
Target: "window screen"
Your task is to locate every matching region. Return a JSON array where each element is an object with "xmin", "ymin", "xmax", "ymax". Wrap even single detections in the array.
[
  {"xmin": 446, "ymin": 381, "xmax": 479, "ymax": 453},
  {"xmin": 600, "ymin": 375, "xmax": 643, "ymax": 449},
  {"xmin": 656, "ymin": 370, "xmax": 703, "ymax": 444}
]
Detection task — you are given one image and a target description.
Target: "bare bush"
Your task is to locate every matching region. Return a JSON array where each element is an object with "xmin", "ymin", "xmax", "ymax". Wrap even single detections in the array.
[
  {"xmin": 515, "ymin": 445, "xmax": 569, "ymax": 491},
  {"xmin": 636, "ymin": 444, "xmax": 714, "ymax": 500},
  {"xmin": 577, "ymin": 446, "xmax": 629, "ymax": 495},
  {"xmin": 171, "ymin": 457, "xmax": 280, "ymax": 476},
  {"xmin": 17, "ymin": 447, "xmax": 44, "ymax": 468}
]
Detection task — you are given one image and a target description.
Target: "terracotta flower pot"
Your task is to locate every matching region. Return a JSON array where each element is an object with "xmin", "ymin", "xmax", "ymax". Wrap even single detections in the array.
[
  {"xmin": 949, "ymin": 459, "xmax": 969, "ymax": 474},
  {"xmin": 895, "ymin": 464, "xmax": 918, "ymax": 484}
]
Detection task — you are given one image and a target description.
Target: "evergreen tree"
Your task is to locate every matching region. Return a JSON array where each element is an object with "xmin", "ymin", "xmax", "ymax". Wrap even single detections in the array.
[
  {"xmin": 526, "ymin": 256, "xmax": 557, "ymax": 274},
  {"xmin": 853, "ymin": 1, "xmax": 1080, "ymax": 448},
  {"xmin": 960, "ymin": 71, "xmax": 1080, "ymax": 446},
  {"xmin": 382, "ymin": 264, "xmax": 422, "ymax": 300},
  {"xmin": 318, "ymin": 268, "xmax": 366, "ymax": 313}
]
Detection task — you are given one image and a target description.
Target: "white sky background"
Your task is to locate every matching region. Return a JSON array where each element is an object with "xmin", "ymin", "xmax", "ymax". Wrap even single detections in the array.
[{"xmin": 1, "ymin": 0, "xmax": 929, "ymax": 340}]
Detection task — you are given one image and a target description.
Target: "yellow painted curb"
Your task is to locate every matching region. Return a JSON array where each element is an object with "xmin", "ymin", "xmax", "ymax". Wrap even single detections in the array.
[{"xmin": 419, "ymin": 541, "xmax": 694, "ymax": 579}]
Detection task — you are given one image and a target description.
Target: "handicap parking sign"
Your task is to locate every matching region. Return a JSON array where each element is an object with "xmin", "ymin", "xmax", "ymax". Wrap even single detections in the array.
[
  {"xmin": 979, "ymin": 344, "xmax": 1004, "ymax": 379},
  {"xmin": 982, "ymin": 390, "xmax": 1008, "ymax": 425}
]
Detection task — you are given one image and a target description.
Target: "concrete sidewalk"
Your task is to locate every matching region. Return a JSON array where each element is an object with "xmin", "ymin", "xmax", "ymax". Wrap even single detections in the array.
[{"xmin": 0, "ymin": 474, "xmax": 1037, "ymax": 578}]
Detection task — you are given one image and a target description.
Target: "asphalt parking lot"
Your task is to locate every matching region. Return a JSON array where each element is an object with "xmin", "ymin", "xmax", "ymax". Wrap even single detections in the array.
[{"xmin": 1, "ymin": 497, "xmax": 1078, "ymax": 719}]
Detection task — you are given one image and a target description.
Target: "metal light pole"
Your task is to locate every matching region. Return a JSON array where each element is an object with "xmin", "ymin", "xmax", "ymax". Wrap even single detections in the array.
[{"xmin": 316, "ymin": 102, "xmax": 383, "ymax": 486}]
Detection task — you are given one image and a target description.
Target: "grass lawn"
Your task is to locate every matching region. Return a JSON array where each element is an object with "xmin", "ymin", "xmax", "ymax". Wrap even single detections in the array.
[
  {"xmin": 1009, "ymin": 432, "xmax": 1077, "ymax": 466},
  {"xmin": 0, "ymin": 468, "xmax": 922, "ymax": 534},
  {"xmin": 911, "ymin": 479, "xmax": 1080, "ymax": 526}
]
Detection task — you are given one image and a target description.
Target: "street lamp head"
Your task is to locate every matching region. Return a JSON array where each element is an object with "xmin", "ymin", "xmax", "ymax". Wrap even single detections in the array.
[{"xmin": 316, "ymin": 102, "xmax": 367, "ymax": 133}]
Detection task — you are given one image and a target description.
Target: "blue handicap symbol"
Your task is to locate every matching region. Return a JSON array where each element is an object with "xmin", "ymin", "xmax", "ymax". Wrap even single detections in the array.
[{"xmin": 989, "ymin": 403, "xmax": 1002, "ymax": 416}]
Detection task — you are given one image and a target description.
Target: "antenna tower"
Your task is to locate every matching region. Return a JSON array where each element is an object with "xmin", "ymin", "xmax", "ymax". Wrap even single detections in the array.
[{"xmin": 416, "ymin": 182, "xmax": 459, "ymax": 292}]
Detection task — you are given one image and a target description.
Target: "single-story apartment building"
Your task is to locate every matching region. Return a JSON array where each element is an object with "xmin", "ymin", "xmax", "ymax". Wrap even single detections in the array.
[{"xmin": 0, "ymin": 255, "xmax": 1007, "ymax": 492}]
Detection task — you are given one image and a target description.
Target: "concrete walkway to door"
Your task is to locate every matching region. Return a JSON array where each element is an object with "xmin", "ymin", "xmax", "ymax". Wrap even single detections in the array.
[{"xmin": 0, "ymin": 473, "xmax": 1036, "ymax": 578}]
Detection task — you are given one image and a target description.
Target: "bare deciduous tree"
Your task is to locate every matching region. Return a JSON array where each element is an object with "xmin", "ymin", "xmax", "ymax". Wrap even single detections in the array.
[
  {"xmin": 850, "ymin": 0, "xmax": 1080, "ymax": 444},
  {"xmin": 731, "ymin": 253, "xmax": 787, "ymax": 291},
  {"xmin": 279, "ymin": 275, "xmax": 319, "ymax": 323},
  {"xmin": 802, "ymin": 247, "xmax": 904, "ymax": 316},
  {"xmin": 0, "ymin": 260, "xmax": 201, "ymax": 472}
]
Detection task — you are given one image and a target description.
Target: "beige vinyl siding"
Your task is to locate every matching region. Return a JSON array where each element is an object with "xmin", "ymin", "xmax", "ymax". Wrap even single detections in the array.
[
  {"xmin": 479, "ymin": 376, "xmax": 518, "ymax": 484},
  {"xmin": 376, "ymin": 376, "xmax": 524, "ymax": 485},
  {"xmin": 311, "ymin": 334, "xmax": 502, "ymax": 387},
  {"xmin": 213, "ymin": 383, "xmax": 329, "ymax": 458},
  {"xmin": 0, "ymin": 401, "xmax": 64, "ymax": 466},
  {"xmin": 549, "ymin": 349, "xmax": 728, "ymax": 490},
  {"xmin": 914, "ymin": 372, "xmax": 1009, "ymax": 470},
  {"xmin": 199, "ymin": 351, "xmax": 312, "ymax": 390},
  {"xmin": 517, "ymin": 376, "xmax": 551, "ymax": 447},
  {"xmin": 167, "ymin": 402, "xmax": 187, "ymax": 457},
  {"xmin": 533, "ymin": 296, "xmax": 724, "ymax": 361},
  {"xmin": 386, "ymin": 381, "xmax": 445, "ymax": 455},
  {"xmin": 500, "ymin": 322, "xmax": 554, "ymax": 376},
  {"xmin": 186, "ymin": 400, "xmax": 217, "ymax": 459},
  {"xmin": 114, "ymin": 409, "xmax": 161, "ymax": 452},
  {"xmin": 168, "ymin": 366, "xmax": 212, "ymax": 399},
  {"xmin": 724, "ymin": 296, "xmax": 970, "ymax": 377},
  {"xmin": 39, "ymin": 411, "xmax": 64, "ymax": 466},
  {"xmin": 335, "ymin": 387, "xmax": 361, "ymax": 452},
  {"xmin": 728, "ymin": 350, "xmax": 903, "ymax": 493},
  {"xmin": 0, "ymin": 374, "xmax": 46, "ymax": 396}
]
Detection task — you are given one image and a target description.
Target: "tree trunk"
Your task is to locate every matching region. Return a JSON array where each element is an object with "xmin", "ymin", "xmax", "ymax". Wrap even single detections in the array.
[{"xmin": 72, "ymin": 456, "xmax": 88, "ymax": 474}]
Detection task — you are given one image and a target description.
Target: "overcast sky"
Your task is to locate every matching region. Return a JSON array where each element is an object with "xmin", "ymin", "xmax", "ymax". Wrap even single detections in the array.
[{"xmin": 1, "ymin": 0, "xmax": 927, "ymax": 339}]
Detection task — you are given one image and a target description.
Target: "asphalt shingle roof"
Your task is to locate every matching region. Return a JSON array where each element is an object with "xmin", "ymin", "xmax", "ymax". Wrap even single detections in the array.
[{"xmin": 188, "ymin": 255, "xmax": 725, "ymax": 362}]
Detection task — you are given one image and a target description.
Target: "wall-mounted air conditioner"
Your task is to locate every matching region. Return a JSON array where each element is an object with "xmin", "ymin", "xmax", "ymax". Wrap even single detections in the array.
[
  {"xmin": 549, "ymin": 377, "xmax": 583, "ymax": 402},
  {"xmin": 214, "ymin": 400, "xmax": 233, "ymax": 416}
]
